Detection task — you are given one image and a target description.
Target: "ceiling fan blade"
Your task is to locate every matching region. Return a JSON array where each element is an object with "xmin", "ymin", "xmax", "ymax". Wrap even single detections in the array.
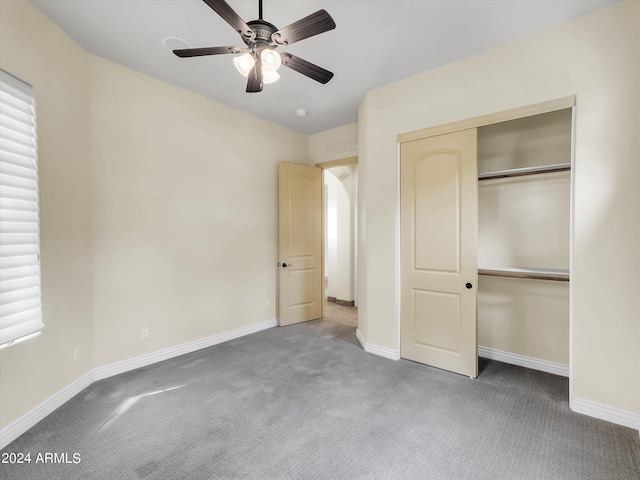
[
  {"xmin": 280, "ymin": 53, "xmax": 334, "ymax": 84},
  {"xmin": 270, "ymin": 10, "xmax": 336, "ymax": 46},
  {"xmin": 173, "ymin": 46, "xmax": 247, "ymax": 58},
  {"xmin": 202, "ymin": 0, "xmax": 255, "ymax": 41},
  {"xmin": 246, "ymin": 57, "xmax": 263, "ymax": 93}
]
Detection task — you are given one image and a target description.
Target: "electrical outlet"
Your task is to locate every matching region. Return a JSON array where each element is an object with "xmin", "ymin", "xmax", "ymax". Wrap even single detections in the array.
[
  {"xmin": 266, "ymin": 300, "xmax": 271, "ymax": 310},
  {"xmin": 73, "ymin": 345, "xmax": 81, "ymax": 361},
  {"xmin": 140, "ymin": 327, "xmax": 149, "ymax": 339}
]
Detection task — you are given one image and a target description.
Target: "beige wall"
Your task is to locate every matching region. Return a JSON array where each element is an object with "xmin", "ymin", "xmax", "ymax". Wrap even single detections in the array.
[
  {"xmin": 89, "ymin": 56, "xmax": 307, "ymax": 367},
  {"xmin": 0, "ymin": 0, "xmax": 94, "ymax": 428},
  {"xmin": 308, "ymin": 122, "xmax": 357, "ymax": 164},
  {"xmin": 358, "ymin": 0, "xmax": 640, "ymax": 415},
  {"xmin": 0, "ymin": 0, "xmax": 308, "ymax": 429}
]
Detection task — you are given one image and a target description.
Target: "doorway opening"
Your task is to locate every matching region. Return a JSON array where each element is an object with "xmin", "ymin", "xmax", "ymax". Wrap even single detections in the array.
[{"xmin": 322, "ymin": 162, "xmax": 358, "ymax": 309}]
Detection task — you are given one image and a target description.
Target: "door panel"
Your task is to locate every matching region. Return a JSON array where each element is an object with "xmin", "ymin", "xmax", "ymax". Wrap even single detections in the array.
[
  {"xmin": 400, "ymin": 129, "xmax": 478, "ymax": 377},
  {"xmin": 278, "ymin": 162, "xmax": 323, "ymax": 326},
  {"xmin": 289, "ymin": 176, "xmax": 315, "ymax": 257},
  {"xmin": 288, "ymin": 269, "xmax": 315, "ymax": 306},
  {"xmin": 413, "ymin": 289, "xmax": 460, "ymax": 352},
  {"xmin": 414, "ymin": 153, "xmax": 461, "ymax": 273}
]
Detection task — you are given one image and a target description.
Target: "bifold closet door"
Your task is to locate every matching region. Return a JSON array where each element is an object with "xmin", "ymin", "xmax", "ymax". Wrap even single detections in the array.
[{"xmin": 400, "ymin": 129, "xmax": 478, "ymax": 377}]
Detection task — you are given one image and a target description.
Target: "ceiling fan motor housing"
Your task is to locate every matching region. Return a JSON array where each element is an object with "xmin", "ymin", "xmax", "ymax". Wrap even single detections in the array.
[{"xmin": 244, "ymin": 20, "xmax": 279, "ymax": 51}]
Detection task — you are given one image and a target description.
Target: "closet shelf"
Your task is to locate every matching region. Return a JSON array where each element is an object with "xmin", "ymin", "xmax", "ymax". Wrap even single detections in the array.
[
  {"xmin": 478, "ymin": 163, "xmax": 571, "ymax": 180},
  {"xmin": 478, "ymin": 266, "xmax": 570, "ymax": 282}
]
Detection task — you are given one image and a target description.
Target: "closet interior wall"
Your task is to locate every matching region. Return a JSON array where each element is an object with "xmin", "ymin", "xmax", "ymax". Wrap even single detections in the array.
[{"xmin": 477, "ymin": 109, "xmax": 572, "ymax": 369}]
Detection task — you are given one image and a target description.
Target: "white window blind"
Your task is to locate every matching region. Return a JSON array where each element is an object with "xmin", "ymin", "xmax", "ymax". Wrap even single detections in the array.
[{"xmin": 0, "ymin": 70, "xmax": 42, "ymax": 348}]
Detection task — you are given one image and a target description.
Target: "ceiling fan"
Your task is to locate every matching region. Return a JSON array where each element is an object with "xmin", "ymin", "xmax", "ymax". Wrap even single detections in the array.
[{"xmin": 173, "ymin": 0, "xmax": 336, "ymax": 93}]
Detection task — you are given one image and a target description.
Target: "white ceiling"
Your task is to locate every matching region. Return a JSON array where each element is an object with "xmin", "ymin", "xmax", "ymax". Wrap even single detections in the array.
[{"xmin": 30, "ymin": 0, "xmax": 616, "ymax": 134}]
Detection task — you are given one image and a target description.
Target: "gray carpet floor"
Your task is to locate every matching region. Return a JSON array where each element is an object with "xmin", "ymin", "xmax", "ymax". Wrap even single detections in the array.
[{"xmin": 1, "ymin": 302, "xmax": 639, "ymax": 480}]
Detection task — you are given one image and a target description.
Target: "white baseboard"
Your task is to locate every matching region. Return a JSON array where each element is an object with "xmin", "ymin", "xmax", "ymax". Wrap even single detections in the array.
[
  {"xmin": 0, "ymin": 371, "xmax": 94, "ymax": 450},
  {"xmin": 572, "ymin": 397, "xmax": 640, "ymax": 432},
  {"xmin": 478, "ymin": 346, "xmax": 569, "ymax": 377},
  {"xmin": 355, "ymin": 329, "xmax": 400, "ymax": 360},
  {"xmin": 94, "ymin": 318, "xmax": 278, "ymax": 381},
  {"xmin": 0, "ymin": 318, "xmax": 278, "ymax": 450}
]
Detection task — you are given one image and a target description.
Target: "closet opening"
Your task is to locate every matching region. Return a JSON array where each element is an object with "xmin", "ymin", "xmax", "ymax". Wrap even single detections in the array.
[{"xmin": 477, "ymin": 108, "xmax": 572, "ymax": 378}]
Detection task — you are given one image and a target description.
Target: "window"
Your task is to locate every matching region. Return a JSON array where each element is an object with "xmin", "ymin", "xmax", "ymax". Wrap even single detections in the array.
[{"xmin": 0, "ymin": 70, "xmax": 42, "ymax": 348}]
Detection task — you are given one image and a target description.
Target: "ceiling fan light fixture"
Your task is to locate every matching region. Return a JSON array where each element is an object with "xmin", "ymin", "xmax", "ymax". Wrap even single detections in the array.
[
  {"xmin": 260, "ymin": 48, "xmax": 281, "ymax": 71},
  {"xmin": 262, "ymin": 69, "xmax": 280, "ymax": 84},
  {"xmin": 233, "ymin": 53, "xmax": 255, "ymax": 77},
  {"xmin": 174, "ymin": 0, "xmax": 336, "ymax": 93}
]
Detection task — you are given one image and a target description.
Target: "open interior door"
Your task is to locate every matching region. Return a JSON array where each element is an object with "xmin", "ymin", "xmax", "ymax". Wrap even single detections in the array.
[
  {"xmin": 400, "ymin": 129, "xmax": 478, "ymax": 377},
  {"xmin": 278, "ymin": 162, "xmax": 323, "ymax": 326}
]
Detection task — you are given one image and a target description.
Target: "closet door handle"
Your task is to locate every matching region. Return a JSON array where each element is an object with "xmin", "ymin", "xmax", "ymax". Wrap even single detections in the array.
[{"xmin": 465, "ymin": 283, "xmax": 473, "ymax": 289}]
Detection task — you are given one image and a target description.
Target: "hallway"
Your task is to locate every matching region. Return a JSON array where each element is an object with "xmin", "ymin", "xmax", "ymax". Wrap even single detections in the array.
[{"xmin": 307, "ymin": 301, "xmax": 358, "ymax": 347}]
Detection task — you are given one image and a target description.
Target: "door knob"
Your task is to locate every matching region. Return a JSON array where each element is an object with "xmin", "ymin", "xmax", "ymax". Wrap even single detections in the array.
[
  {"xmin": 280, "ymin": 262, "xmax": 292, "ymax": 268},
  {"xmin": 465, "ymin": 282, "xmax": 473, "ymax": 289}
]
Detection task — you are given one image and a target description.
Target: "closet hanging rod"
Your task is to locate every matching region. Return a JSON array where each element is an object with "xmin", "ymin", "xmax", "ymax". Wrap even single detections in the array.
[
  {"xmin": 478, "ymin": 267, "xmax": 569, "ymax": 282},
  {"xmin": 478, "ymin": 163, "xmax": 571, "ymax": 180}
]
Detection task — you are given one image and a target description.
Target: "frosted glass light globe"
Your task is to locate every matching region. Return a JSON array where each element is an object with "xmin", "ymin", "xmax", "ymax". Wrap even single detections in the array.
[
  {"xmin": 260, "ymin": 49, "xmax": 282, "ymax": 72},
  {"xmin": 233, "ymin": 53, "xmax": 255, "ymax": 77},
  {"xmin": 262, "ymin": 70, "xmax": 280, "ymax": 84}
]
